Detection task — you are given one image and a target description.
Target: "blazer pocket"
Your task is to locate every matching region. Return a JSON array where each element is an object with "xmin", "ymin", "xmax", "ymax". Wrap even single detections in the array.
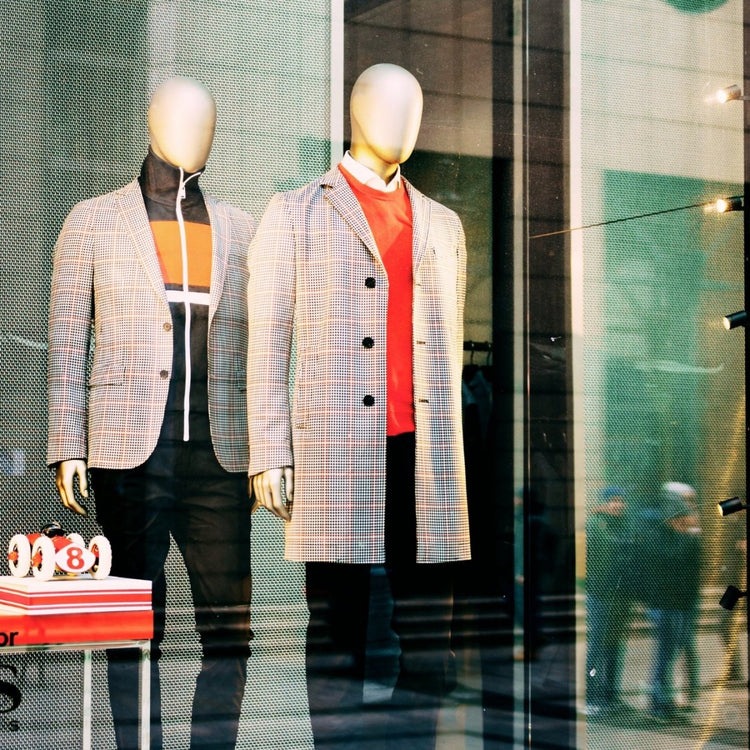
[
  {"xmin": 89, "ymin": 363, "xmax": 125, "ymax": 388},
  {"xmin": 235, "ymin": 372, "xmax": 247, "ymax": 392},
  {"xmin": 290, "ymin": 354, "xmax": 309, "ymax": 426},
  {"xmin": 209, "ymin": 369, "xmax": 247, "ymax": 392},
  {"xmin": 426, "ymin": 242, "xmax": 459, "ymax": 299},
  {"xmin": 431, "ymin": 240, "xmax": 459, "ymax": 267}
]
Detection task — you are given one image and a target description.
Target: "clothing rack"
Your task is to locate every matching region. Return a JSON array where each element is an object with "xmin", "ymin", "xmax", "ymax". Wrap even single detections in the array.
[
  {"xmin": 463, "ymin": 341, "xmax": 493, "ymax": 367},
  {"xmin": 463, "ymin": 340, "xmax": 492, "ymax": 353}
]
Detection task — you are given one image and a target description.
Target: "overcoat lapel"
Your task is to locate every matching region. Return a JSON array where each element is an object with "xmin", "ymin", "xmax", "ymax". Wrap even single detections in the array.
[
  {"xmin": 115, "ymin": 180, "xmax": 168, "ymax": 306},
  {"xmin": 206, "ymin": 196, "xmax": 226, "ymax": 326},
  {"xmin": 405, "ymin": 180, "xmax": 431, "ymax": 273},
  {"xmin": 322, "ymin": 168, "xmax": 383, "ymax": 266}
]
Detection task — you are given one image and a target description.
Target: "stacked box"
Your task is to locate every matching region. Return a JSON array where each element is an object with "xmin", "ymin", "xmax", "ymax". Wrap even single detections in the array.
[
  {"xmin": 0, "ymin": 575, "xmax": 153, "ymax": 645},
  {"xmin": 0, "ymin": 575, "xmax": 152, "ymax": 614}
]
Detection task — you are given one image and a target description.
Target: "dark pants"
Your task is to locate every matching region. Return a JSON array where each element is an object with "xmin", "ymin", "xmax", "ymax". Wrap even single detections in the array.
[
  {"xmin": 305, "ymin": 433, "xmax": 455, "ymax": 750},
  {"xmin": 647, "ymin": 606, "xmax": 698, "ymax": 713},
  {"xmin": 586, "ymin": 594, "xmax": 631, "ymax": 707},
  {"xmin": 91, "ymin": 438, "xmax": 252, "ymax": 750}
]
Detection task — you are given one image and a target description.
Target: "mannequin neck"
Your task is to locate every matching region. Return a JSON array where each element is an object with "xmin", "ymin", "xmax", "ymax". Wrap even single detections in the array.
[
  {"xmin": 139, "ymin": 148, "xmax": 203, "ymax": 200},
  {"xmin": 138, "ymin": 148, "xmax": 208, "ymax": 223},
  {"xmin": 349, "ymin": 144, "xmax": 400, "ymax": 183}
]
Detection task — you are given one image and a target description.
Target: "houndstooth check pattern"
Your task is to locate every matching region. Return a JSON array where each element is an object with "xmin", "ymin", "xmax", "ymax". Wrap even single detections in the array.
[
  {"xmin": 247, "ymin": 167, "xmax": 470, "ymax": 564},
  {"xmin": 47, "ymin": 178, "xmax": 256, "ymax": 472}
]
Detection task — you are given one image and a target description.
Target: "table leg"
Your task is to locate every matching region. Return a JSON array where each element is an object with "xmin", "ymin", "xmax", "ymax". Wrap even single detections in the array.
[
  {"xmin": 138, "ymin": 643, "xmax": 151, "ymax": 750},
  {"xmin": 82, "ymin": 649, "xmax": 92, "ymax": 750}
]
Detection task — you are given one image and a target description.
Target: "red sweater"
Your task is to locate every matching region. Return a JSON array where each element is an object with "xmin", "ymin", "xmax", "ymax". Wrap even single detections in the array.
[{"xmin": 340, "ymin": 165, "xmax": 415, "ymax": 436}]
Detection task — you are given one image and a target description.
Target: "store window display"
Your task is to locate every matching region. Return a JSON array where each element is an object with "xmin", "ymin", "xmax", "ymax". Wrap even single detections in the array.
[
  {"xmin": 248, "ymin": 63, "xmax": 470, "ymax": 750},
  {"xmin": 46, "ymin": 77, "xmax": 255, "ymax": 749}
]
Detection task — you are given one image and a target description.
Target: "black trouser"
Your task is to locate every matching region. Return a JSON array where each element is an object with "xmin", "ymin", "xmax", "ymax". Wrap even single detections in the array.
[
  {"xmin": 305, "ymin": 433, "xmax": 455, "ymax": 750},
  {"xmin": 92, "ymin": 438, "xmax": 252, "ymax": 750}
]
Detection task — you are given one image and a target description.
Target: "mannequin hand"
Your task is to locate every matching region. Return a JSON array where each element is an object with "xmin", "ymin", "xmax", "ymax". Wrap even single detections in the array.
[
  {"xmin": 250, "ymin": 466, "xmax": 294, "ymax": 521},
  {"xmin": 55, "ymin": 459, "xmax": 89, "ymax": 516}
]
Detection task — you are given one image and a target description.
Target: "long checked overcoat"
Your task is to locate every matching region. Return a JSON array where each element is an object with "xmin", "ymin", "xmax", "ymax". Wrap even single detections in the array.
[
  {"xmin": 47, "ymin": 178, "xmax": 255, "ymax": 472},
  {"xmin": 246, "ymin": 167, "xmax": 470, "ymax": 564}
]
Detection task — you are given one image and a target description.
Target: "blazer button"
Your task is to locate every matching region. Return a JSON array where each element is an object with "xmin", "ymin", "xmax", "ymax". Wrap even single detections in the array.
[
  {"xmin": 160, "ymin": 370, "xmax": 169, "ymax": 379},
  {"xmin": 362, "ymin": 395, "xmax": 375, "ymax": 407},
  {"xmin": 362, "ymin": 337, "xmax": 374, "ymax": 349},
  {"xmin": 163, "ymin": 322, "xmax": 172, "ymax": 332},
  {"xmin": 365, "ymin": 277, "xmax": 376, "ymax": 289}
]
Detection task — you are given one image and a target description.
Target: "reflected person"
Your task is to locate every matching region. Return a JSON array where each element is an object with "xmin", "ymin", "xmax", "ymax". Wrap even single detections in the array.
[
  {"xmin": 585, "ymin": 486, "xmax": 637, "ymax": 716},
  {"xmin": 641, "ymin": 482, "xmax": 702, "ymax": 721}
]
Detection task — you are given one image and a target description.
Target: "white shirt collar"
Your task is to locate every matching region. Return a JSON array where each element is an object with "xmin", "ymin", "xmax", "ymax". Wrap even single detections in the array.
[{"xmin": 341, "ymin": 151, "xmax": 402, "ymax": 193}]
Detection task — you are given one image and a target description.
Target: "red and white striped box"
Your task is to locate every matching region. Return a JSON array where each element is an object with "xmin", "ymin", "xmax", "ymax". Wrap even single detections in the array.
[
  {"xmin": 0, "ymin": 608, "xmax": 154, "ymax": 646},
  {"xmin": 0, "ymin": 575, "xmax": 152, "ymax": 615}
]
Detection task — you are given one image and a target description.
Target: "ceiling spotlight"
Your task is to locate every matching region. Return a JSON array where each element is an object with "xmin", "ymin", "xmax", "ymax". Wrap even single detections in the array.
[
  {"xmin": 718, "ymin": 496, "xmax": 747, "ymax": 516},
  {"xmin": 714, "ymin": 196, "xmax": 744, "ymax": 213},
  {"xmin": 723, "ymin": 311, "xmax": 747, "ymax": 330},
  {"xmin": 716, "ymin": 84, "xmax": 746, "ymax": 103},
  {"xmin": 720, "ymin": 585, "xmax": 747, "ymax": 611}
]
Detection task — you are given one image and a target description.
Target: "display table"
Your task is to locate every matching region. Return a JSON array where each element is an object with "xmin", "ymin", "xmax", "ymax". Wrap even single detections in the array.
[{"xmin": 0, "ymin": 590, "xmax": 153, "ymax": 749}]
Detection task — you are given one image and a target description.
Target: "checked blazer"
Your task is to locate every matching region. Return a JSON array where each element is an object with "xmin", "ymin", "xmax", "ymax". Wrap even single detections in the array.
[
  {"xmin": 47, "ymin": 178, "xmax": 255, "ymax": 472},
  {"xmin": 247, "ymin": 167, "xmax": 470, "ymax": 564}
]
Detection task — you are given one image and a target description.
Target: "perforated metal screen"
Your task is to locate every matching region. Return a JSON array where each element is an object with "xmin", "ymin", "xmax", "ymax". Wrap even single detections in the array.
[
  {"xmin": 577, "ymin": 1, "xmax": 748, "ymax": 745},
  {"xmin": 1, "ymin": 1, "xmax": 331, "ymax": 747}
]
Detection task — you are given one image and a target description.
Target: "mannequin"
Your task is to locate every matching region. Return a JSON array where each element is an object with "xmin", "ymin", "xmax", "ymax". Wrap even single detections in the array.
[
  {"xmin": 148, "ymin": 77, "xmax": 216, "ymax": 173},
  {"xmin": 48, "ymin": 77, "xmax": 254, "ymax": 750},
  {"xmin": 349, "ymin": 63, "xmax": 423, "ymax": 180},
  {"xmin": 55, "ymin": 77, "xmax": 217, "ymax": 514},
  {"xmin": 251, "ymin": 63, "xmax": 424, "ymax": 517},
  {"xmin": 247, "ymin": 64, "xmax": 469, "ymax": 750}
]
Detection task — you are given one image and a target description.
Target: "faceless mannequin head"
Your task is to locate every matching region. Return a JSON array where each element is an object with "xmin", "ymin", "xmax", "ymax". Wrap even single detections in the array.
[
  {"xmin": 147, "ymin": 77, "xmax": 216, "ymax": 173},
  {"xmin": 349, "ymin": 64, "xmax": 423, "ymax": 180}
]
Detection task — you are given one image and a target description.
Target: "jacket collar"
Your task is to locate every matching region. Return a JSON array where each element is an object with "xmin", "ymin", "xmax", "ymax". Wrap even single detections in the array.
[
  {"xmin": 137, "ymin": 148, "xmax": 207, "ymax": 223},
  {"xmin": 320, "ymin": 166, "xmax": 431, "ymax": 271},
  {"xmin": 112, "ymin": 179, "xmax": 224, "ymax": 314}
]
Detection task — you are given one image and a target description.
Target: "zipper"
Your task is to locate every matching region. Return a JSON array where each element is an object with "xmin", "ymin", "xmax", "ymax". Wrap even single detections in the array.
[{"xmin": 176, "ymin": 167, "xmax": 202, "ymax": 442}]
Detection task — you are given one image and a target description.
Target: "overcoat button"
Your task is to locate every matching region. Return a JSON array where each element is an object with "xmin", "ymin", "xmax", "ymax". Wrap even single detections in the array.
[
  {"xmin": 160, "ymin": 370, "xmax": 169, "ymax": 379},
  {"xmin": 362, "ymin": 337, "xmax": 374, "ymax": 349},
  {"xmin": 362, "ymin": 395, "xmax": 375, "ymax": 407},
  {"xmin": 365, "ymin": 277, "xmax": 376, "ymax": 288},
  {"xmin": 163, "ymin": 322, "xmax": 172, "ymax": 332}
]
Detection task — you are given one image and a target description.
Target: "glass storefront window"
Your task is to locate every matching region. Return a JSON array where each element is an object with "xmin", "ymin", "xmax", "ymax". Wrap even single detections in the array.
[
  {"xmin": 570, "ymin": 1, "xmax": 747, "ymax": 746},
  {"xmin": 0, "ymin": 1, "xmax": 747, "ymax": 748}
]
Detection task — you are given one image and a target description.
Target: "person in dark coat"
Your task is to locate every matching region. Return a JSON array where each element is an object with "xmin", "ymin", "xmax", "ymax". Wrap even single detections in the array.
[
  {"xmin": 585, "ymin": 486, "xmax": 637, "ymax": 715},
  {"xmin": 641, "ymin": 482, "xmax": 702, "ymax": 720}
]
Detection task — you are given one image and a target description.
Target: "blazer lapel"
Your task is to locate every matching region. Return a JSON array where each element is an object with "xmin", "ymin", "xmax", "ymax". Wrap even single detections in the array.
[
  {"xmin": 322, "ymin": 168, "xmax": 383, "ymax": 265},
  {"xmin": 115, "ymin": 179, "xmax": 168, "ymax": 305},
  {"xmin": 205, "ymin": 196, "xmax": 225, "ymax": 325},
  {"xmin": 405, "ymin": 180, "xmax": 432, "ymax": 273}
]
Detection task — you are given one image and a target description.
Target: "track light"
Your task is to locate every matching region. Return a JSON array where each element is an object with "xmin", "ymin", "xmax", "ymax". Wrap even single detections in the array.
[
  {"xmin": 720, "ymin": 585, "xmax": 747, "ymax": 610},
  {"xmin": 723, "ymin": 311, "xmax": 747, "ymax": 330},
  {"xmin": 718, "ymin": 496, "xmax": 747, "ymax": 516},
  {"xmin": 714, "ymin": 197, "xmax": 744, "ymax": 213},
  {"xmin": 716, "ymin": 84, "xmax": 749, "ymax": 103}
]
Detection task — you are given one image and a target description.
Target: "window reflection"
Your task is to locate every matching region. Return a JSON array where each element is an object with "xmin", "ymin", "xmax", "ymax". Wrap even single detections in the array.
[{"xmin": 575, "ymin": 2, "xmax": 747, "ymax": 745}]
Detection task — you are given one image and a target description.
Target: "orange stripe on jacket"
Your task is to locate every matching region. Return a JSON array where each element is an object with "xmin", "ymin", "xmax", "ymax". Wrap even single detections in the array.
[{"xmin": 150, "ymin": 221, "xmax": 212, "ymax": 289}]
